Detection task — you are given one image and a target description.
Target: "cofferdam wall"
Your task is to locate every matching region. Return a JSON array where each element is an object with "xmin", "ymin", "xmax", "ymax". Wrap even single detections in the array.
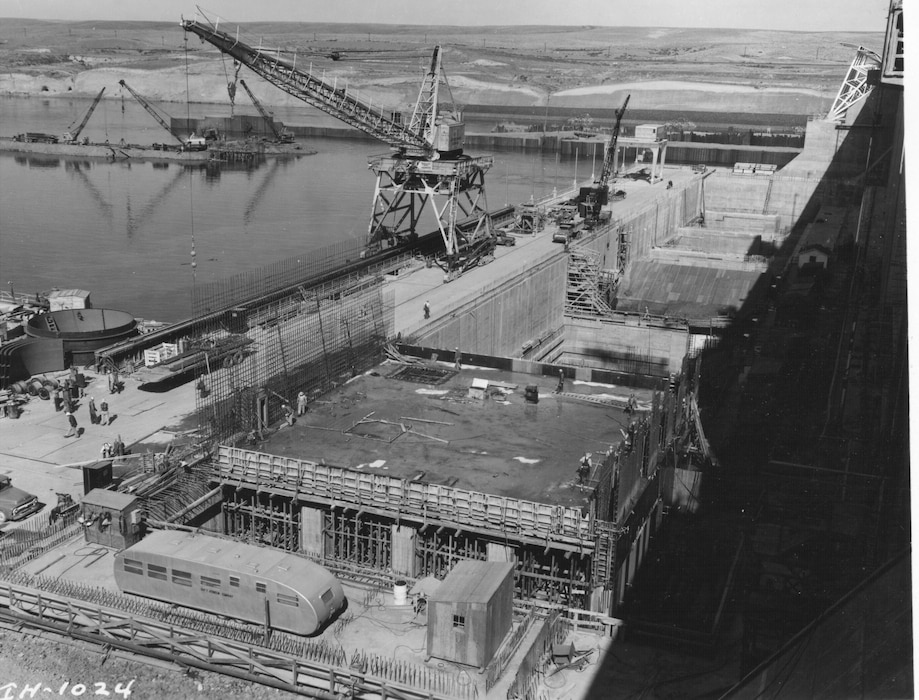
[{"xmin": 412, "ymin": 254, "xmax": 567, "ymax": 357}]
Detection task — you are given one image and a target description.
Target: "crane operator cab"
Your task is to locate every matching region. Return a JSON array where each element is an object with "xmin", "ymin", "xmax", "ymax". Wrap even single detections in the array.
[
  {"xmin": 432, "ymin": 116, "xmax": 465, "ymax": 158},
  {"xmin": 183, "ymin": 133, "xmax": 208, "ymax": 151}
]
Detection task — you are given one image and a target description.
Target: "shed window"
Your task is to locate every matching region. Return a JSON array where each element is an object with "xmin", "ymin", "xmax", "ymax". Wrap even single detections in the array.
[
  {"xmin": 229, "ymin": 576, "xmax": 240, "ymax": 588},
  {"xmin": 277, "ymin": 593, "xmax": 299, "ymax": 607},
  {"xmin": 320, "ymin": 588, "xmax": 334, "ymax": 605},
  {"xmin": 147, "ymin": 564, "xmax": 167, "ymax": 581},
  {"xmin": 123, "ymin": 559, "xmax": 143, "ymax": 575},
  {"xmin": 201, "ymin": 575, "xmax": 222, "ymax": 588},
  {"xmin": 172, "ymin": 570, "xmax": 192, "ymax": 586},
  {"xmin": 256, "ymin": 582, "xmax": 267, "ymax": 593},
  {"xmin": 453, "ymin": 614, "xmax": 466, "ymax": 629}
]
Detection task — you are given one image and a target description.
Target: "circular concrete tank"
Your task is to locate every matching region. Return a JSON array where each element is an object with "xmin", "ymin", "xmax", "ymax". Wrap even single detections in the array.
[{"xmin": 26, "ymin": 308, "xmax": 138, "ymax": 363}]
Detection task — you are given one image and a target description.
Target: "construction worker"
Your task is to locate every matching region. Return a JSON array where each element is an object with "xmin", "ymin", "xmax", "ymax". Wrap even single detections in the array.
[
  {"xmin": 423, "ymin": 300, "xmax": 431, "ymax": 319},
  {"xmin": 297, "ymin": 391, "xmax": 308, "ymax": 416},
  {"xmin": 625, "ymin": 393, "xmax": 637, "ymax": 415},
  {"xmin": 578, "ymin": 453, "xmax": 592, "ymax": 484},
  {"xmin": 556, "ymin": 369, "xmax": 565, "ymax": 393},
  {"xmin": 64, "ymin": 411, "xmax": 79, "ymax": 438}
]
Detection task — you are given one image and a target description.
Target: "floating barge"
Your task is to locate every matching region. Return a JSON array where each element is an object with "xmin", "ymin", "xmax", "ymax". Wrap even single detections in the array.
[{"xmin": 0, "ymin": 137, "xmax": 302, "ymax": 163}]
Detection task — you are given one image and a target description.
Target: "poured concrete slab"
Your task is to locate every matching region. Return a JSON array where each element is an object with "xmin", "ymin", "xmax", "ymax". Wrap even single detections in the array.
[{"xmin": 259, "ymin": 360, "xmax": 649, "ymax": 509}]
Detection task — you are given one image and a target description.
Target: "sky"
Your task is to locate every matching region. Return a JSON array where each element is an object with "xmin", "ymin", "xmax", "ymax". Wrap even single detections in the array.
[{"xmin": 0, "ymin": 0, "xmax": 892, "ymax": 33}]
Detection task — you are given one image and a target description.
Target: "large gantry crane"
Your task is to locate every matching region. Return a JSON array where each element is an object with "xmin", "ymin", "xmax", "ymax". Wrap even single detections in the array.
[{"xmin": 181, "ymin": 11, "xmax": 495, "ymax": 279}]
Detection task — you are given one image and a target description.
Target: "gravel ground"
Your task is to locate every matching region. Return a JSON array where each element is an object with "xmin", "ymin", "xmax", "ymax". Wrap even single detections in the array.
[{"xmin": 0, "ymin": 628, "xmax": 302, "ymax": 700}]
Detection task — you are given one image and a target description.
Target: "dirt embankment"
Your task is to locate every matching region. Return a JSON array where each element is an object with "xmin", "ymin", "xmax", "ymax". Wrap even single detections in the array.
[
  {"xmin": 0, "ymin": 628, "xmax": 302, "ymax": 699},
  {"xmin": 0, "ymin": 19, "xmax": 881, "ymax": 116}
]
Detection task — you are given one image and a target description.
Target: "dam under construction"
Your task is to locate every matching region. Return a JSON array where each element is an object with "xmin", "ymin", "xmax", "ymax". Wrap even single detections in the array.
[{"xmin": 0, "ymin": 6, "xmax": 909, "ymax": 699}]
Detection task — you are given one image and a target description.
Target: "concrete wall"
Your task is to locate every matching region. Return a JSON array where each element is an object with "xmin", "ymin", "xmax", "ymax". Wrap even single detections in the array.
[
  {"xmin": 606, "ymin": 179, "xmax": 706, "ymax": 266},
  {"xmin": 560, "ymin": 316, "xmax": 689, "ymax": 375},
  {"xmin": 702, "ymin": 170, "xmax": 827, "ymax": 232},
  {"xmin": 703, "ymin": 175, "xmax": 772, "ymax": 213},
  {"xmin": 414, "ymin": 254, "xmax": 567, "ymax": 357},
  {"xmin": 648, "ymin": 247, "xmax": 770, "ymax": 272},
  {"xmin": 698, "ymin": 212, "xmax": 781, "ymax": 235}
]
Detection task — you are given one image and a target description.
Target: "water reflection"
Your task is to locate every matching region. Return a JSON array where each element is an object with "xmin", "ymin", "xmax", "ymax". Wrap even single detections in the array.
[{"xmin": 2, "ymin": 138, "xmax": 580, "ymax": 322}]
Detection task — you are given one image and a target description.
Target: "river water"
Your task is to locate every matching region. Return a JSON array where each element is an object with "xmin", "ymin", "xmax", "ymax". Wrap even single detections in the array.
[{"xmin": 1, "ymin": 96, "xmax": 584, "ymax": 322}]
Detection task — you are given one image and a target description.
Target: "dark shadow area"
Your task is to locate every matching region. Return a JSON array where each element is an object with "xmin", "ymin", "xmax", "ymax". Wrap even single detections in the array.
[{"xmin": 585, "ymin": 43, "xmax": 911, "ymax": 699}]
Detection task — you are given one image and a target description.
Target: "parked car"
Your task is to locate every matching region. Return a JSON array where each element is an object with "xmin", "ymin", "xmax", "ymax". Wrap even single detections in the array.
[
  {"xmin": 0, "ymin": 475, "xmax": 42, "ymax": 523},
  {"xmin": 495, "ymin": 232, "xmax": 516, "ymax": 246}
]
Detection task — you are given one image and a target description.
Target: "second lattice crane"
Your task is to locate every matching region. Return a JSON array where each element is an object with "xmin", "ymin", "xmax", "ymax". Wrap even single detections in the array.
[
  {"xmin": 238, "ymin": 79, "xmax": 294, "ymax": 144},
  {"xmin": 578, "ymin": 94, "xmax": 630, "ymax": 228}
]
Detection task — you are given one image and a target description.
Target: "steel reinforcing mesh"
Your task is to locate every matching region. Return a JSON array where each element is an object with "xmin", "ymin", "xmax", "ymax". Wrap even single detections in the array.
[{"xmin": 190, "ymin": 241, "xmax": 394, "ymax": 443}]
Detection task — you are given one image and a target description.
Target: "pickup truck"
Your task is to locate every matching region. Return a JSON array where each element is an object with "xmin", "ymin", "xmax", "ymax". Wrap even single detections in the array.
[{"xmin": 0, "ymin": 475, "xmax": 42, "ymax": 524}]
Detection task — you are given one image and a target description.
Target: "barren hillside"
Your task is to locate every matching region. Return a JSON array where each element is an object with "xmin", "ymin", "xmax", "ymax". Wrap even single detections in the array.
[{"xmin": 0, "ymin": 19, "xmax": 883, "ymax": 116}]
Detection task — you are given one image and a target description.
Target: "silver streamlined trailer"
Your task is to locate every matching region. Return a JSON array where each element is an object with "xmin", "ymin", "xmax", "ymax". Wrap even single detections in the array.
[{"xmin": 114, "ymin": 529, "xmax": 346, "ymax": 636}]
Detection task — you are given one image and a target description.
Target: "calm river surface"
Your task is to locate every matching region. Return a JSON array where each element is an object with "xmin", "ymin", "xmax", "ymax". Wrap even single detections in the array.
[{"xmin": 1, "ymin": 96, "xmax": 584, "ymax": 322}]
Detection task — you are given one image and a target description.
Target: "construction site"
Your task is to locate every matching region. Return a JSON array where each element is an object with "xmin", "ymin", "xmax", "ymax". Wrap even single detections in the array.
[{"xmin": 0, "ymin": 3, "xmax": 910, "ymax": 698}]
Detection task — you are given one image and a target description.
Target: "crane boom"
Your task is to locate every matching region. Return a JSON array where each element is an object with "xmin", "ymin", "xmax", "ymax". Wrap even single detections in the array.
[
  {"xmin": 181, "ymin": 16, "xmax": 432, "ymax": 156},
  {"xmin": 598, "ymin": 95, "xmax": 630, "ymax": 190},
  {"xmin": 118, "ymin": 79, "xmax": 184, "ymax": 146},
  {"xmin": 64, "ymin": 87, "xmax": 106, "ymax": 143},
  {"xmin": 238, "ymin": 79, "xmax": 292, "ymax": 142},
  {"xmin": 181, "ymin": 11, "xmax": 492, "ymax": 279}
]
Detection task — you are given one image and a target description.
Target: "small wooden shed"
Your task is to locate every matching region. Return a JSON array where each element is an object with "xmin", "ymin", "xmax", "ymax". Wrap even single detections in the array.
[
  {"xmin": 426, "ymin": 560, "xmax": 515, "ymax": 668},
  {"xmin": 81, "ymin": 489, "xmax": 142, "ymax": 550}
]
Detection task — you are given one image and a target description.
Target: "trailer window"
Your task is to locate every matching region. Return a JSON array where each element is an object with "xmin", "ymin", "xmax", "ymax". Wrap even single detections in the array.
[
  {"xmin": 172, "ymin": 570, "xmax": 192, "ymax": 586},
  {"xmin": 277, "ymin": 593, "xmax": 299, "ymax": 607},
  {"xmin": 147, "ymin": 564, "xmax": 167, "ymax": 581},
  {"xmin": 255, "ymin": 582, "xmax": 266, "ymax": 593},
  {"xmin": 229, "ymin": 576, "xmax": 240, "ymax": 588},
  {"xmin": 123, "ymin": 559, "xmax": 143, "ymax": 575},
  {"xmin": 201, "ymin": 575, "xmax": 221, "ymax": 589},
  {"xmin": 321, "ymin": 588, "xmax": 334, "ymax": 605},
  {"xmin": 453, "ymin": 614, "xmax": 466, "ymax": 629}
]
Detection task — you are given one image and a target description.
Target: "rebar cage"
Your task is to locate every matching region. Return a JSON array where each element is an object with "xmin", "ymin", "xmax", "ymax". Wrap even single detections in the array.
[{"xmin": 190, "ymin": 242, "xmax": 395, "ymax": 443}]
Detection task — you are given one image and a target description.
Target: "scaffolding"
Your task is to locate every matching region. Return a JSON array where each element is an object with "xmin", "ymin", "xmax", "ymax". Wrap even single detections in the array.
[{"xmin": 565, "ymin": 246, "xmax": 615, "ymax": 316}]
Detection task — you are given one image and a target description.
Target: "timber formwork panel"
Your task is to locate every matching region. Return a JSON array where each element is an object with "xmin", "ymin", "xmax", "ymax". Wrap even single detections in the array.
[
  {"xmin": 215, "ymin": 447, "xmax": 596, "ymax": 545},
  {"xmin": 207, "ymin": 448, "xmax": 638, "ymax": 613}
]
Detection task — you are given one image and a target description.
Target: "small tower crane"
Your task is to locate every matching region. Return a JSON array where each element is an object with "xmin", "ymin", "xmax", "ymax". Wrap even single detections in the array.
[
  {"xmin": 238, "ymin": 79, "xmax": 294, "ymax": 143},
  {"xmin": 182, "ymin": 11, "xmax": 494, "ymax": 279},
  {"xmin": 63, "ymin": 87, "xmax": 106, "ymax": 144}
]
